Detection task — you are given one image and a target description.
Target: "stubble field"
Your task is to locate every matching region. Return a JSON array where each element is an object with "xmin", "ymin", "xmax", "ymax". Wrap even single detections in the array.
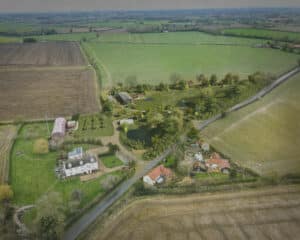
[
  {"xmin": 0, "ymin": 68, "xmax": 99, "ymax": 121},
  {"xmin": 87, "ymin": 185, "xmax": 300, "ymax": 240},
  {"xmin": 0, "ymin": 42, "xmax": 86, "ymax": 66}
]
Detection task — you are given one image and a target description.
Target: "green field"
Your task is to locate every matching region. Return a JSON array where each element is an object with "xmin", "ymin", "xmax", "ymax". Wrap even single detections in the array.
[
  {"xmin": 0, "ymin": 36, "xmax": 20, "ymax": 43},
  {"xmin": 29, "ymin": 31, "xmax": 299, "ymax": 88},
  {"xmin": 85, "ymin": 41, "xmax": 298, "ymax": 88},
  {"xmin": 10, "ymin": 122, "xmax": 123, "ymax": 206},
  {"xmin": 223, "ymin": 28, "xmax": 300, "ymax": 43},
  {"xmin": 101, "ymin": 155, "xmax": 123, "ymax": 168},
  {"xmin": 202, "ymin": 73, "xmax": 300, "ymax": 176}
]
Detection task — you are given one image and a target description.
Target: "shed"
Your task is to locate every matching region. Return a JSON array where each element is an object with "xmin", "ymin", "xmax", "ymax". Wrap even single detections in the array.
[
  {"xmin": 51, "ymin": 117, "xmax": 66, "ymax": 139},
  {"xmin": 119, "ymin": 119, "xmax": 134, "ymax": 125},
  {"xmin": 116, "ymin": 92, "xmax": 133, "ymax": 105}
]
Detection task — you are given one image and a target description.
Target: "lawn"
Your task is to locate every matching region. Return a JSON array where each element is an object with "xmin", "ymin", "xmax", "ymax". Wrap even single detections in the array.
[
  {"xmin": 101, "ymin": 155, "xmax": 123, "ymax": 168},
  {"xmin": 10, "ymin": 122, "xmax": 123, "ymax": 207},
  {"xmin": 72, "ymin": 114, "xmax": 114, "ymax": 138},
  {"xmin": 202, "ymin": 74, "xmax": 300, "ymax": 176},
  {"xmin": 85, "ymin": 41, "xmax": 298, "ymax": 88},
  {"xmin": 223, "ymin": 28, "xmax": 300, "ymax": 43}
]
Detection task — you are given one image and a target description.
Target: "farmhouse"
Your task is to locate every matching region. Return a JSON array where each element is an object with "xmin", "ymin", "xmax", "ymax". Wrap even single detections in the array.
[
  {"xmin": 143, "ymin": 165, "xmax": 173, "ymax": 186},
  {"xmin": 51, "ymin": 117, "xmax": 66, "ymax": 139},
  {"xmin": 206, "ymin": 153, "xmax": 230, "ymax": 174},
  {"xmin": 62, "ymin": 155, "xmax": 99, "ymax": 178},
  {"xmin": 116, "ymin": 92, "xmax": 133, "ymax": 105}
]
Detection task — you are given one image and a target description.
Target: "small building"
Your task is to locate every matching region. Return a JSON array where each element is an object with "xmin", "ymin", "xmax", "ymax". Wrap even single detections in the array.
[
  {"xmin": 51, "ymin": 117, "xmax": 66, "ymax": 139},
  {"xmin": 67, "ymin": 120, "xmax": 77, "ymax": 130},
  {"xmin": 194, "ymin": 152, "xmax": 204, "ymax": 162},
  {"xmin": 62, "ymin": 155, "xmax": 98, "ymax": 178},
  {"xmin": 68, "ymin": 147, "xmax": 83, "ymax": 160},
  {"xmin": 116, "ymin": 92, "xmax": 133, "ymax": 105},
  {"xmin": 119, "ymin": 119, "xmax": 134, "ymax": 125},
  {"xmin": 143, "ymin": 165, "xmax": 173, "ymax": 186},
  {"xmin": 205, "ymin": 152, "xmax": 230, "ymax": 174},
  {"xmin": 201, "ymin": 142, "xmax": 210, "ymax": 152},
  {"xmin": 193, "ymin": 161, "xmax": 207, "ymax": 172}
]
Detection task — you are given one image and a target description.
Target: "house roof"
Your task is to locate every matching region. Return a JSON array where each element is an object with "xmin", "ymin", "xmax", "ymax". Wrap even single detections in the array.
[
  {"xmin": 64, "ymin": 155, "xmax": 97, "ymax": 169},
  {"xmin": 147, "ymin": 165, "xmax": 173, "ymax": 181},
  {"xmin": 117, "ymin": 92, "xmax": 133, "ymax": 103},
  {"xmin": 206, "ymin": 153, "xmax": 230, "ymax": 169}
]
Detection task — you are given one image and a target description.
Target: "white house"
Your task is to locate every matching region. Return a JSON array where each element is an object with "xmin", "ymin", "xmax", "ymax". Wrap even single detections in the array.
[{"xmin": 62, "ymin": 155, "xmax": 98, "ymax": 177}]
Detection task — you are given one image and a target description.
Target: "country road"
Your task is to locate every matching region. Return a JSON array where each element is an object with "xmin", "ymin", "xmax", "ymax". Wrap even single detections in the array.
[
  {"xmin": 63, "ymin": 65, "xmax": 299, "ymax": 240},
  {"xmin": 197, "ymin": 66, "xmax": 300, "ymax": 130},
  {"xmin": 63, "ymin": 147, "xmax": 173, "ymax": 240}
]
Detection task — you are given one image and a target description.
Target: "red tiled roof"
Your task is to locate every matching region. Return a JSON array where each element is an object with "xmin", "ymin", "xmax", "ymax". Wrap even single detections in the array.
[
  {"xmin": 206, "ymin": 153, "xmax": 230, "ymax": 169},
  {"xmin": 148, "ymin": 165, "xmax": 173, "ymax": 181}
]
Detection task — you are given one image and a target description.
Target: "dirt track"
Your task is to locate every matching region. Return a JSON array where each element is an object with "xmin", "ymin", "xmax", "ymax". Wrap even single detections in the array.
[
  {"xmin": 90, "ymin": 185, "xmax": 300, "ymax": 240},
  {"xmin": 0, "ymin": 68, "xmax": 99, "ymax": 121},
  {"xmin": 0, "ymin": 42, "xmax": 86, "ymax": 66}
]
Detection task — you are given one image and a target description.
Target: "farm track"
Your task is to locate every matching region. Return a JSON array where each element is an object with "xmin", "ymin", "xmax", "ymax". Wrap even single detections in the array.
[
  {"xmin": 0, "ymin": 125, "xmax": 18, "ymax": 183},
  {"xmin": 88, "ymin": 185, "xmax": 300, "ymax": 240}
]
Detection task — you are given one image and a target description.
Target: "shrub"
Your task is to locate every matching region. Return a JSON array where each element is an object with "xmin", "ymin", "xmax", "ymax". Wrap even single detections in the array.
[
  {"xmin": 0, "ymin": 185, "xmax": 13, "ymax": 203},
  {"xmin": 33, "ymin": 138, "xmax": 49, "ymax": 154},
  {"xmin": 23, "ymin": 37, "xmax": 37, "ymax": 43}
]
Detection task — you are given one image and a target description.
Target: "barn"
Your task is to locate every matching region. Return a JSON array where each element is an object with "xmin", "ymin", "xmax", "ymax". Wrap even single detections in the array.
[{"xmin": 51, "ymin": 117, "xmax": 66, "ymax": 139}]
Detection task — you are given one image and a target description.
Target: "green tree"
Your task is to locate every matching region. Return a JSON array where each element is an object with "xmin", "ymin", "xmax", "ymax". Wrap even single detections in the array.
[
  {"xmin": 209, "ymin": 74, "xmax": 218, "ymax": 86},
  {"xmin": 298, "ymin": 58, "xmax": 300, "ymax": 66},
  {"xmin": 147, "ymin": 112, "xmax": 164, "ymax": 128},
  {"xmin": 0, "ymin": 185, "xmax": 13, "ymax": 203},
  {"xmin": 35, "ymin": 192, "xmax": 65, "ymax": 240},
  {"xmin": 197, "ymin": 74, "xmax": 209, "ymax": 87}
]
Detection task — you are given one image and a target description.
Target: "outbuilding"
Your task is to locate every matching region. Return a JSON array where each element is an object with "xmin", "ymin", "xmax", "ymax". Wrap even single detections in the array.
[
  {"xmin": 51, "ymin": 117, "xmax": 66, "ymax": 139},
  {"xmin": 116, "ymin": 92, "xmax": 133, "ymax": 105}
]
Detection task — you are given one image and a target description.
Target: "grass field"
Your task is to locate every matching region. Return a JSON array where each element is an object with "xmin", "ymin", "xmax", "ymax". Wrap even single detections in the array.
[
  {"xmin": 86, "ymin": 41, "xmax": 298, "ymax": 88},
  {"xmin": 10, "ymin": 123, "xmax": 125, "ymax": 206},
  {"xmin": 87, "ymin": 185, "xmax": 300, "ymax": 240},
  {"xmin": 0, "ymin": 36, "xmax": 20, "ymax": 43},
  {"xmin": 101, "ymin": 155, "xmax": 123, "ymax": 168},
  {"xmin": 0, "ymin": 125, "xmax": 18, "ymax": 183},
  {"xmin": 202, "ymin": 73, "xmax": 300, "ymax": 176},
  {"xmin": 223, "ymin": 28, "xmax": 300, "ymax": 43}
]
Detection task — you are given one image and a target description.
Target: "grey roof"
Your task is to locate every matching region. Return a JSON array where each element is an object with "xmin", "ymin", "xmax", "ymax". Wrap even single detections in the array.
[
  {"xmin": 117, "ymin": 92, "xmax": 132, "ymax": 104},
  {"xmin": 64, "ymin": 155, "xmax": 97, "ymax": 169}
]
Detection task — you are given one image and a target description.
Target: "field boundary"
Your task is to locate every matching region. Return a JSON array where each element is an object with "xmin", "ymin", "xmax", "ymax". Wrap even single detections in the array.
[{"xmin": 197, "ymin": 66, "xmax": 300, "ymax": 130}]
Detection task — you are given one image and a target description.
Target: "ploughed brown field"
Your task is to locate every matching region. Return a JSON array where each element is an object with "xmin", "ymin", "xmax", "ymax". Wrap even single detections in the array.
[
  {"xmin": 0, "ymin": 42, "xmax": 86, "ymax": 66},
  {"xmin": 89, "ymin": 185, "xmax": 300, "ymax": 240},
  {"xmin": 0, "ymin": 68, "xmax": 99, "ymax": 121}
]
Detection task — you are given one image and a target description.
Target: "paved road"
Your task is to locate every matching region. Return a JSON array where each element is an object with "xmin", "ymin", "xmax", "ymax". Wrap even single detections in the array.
[
  {"xmin": 64, "ymin": 66, "xmax": 299, "ymax": 240},
  {"xmin": 63, "ymin": 147, "xmax": 173, "ymax": 240},
  {"xmin": 197, "ymin": 66, "xmax": 300, "ymax": 130}
]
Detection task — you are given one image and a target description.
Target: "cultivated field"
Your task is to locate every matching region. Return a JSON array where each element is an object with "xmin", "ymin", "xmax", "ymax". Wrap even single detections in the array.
[
  {"xmin": 84, "ymin": 38, "xmax": 298, "ymax": 88},
  {"xmin": 202, "ymin": 74, "xmax": 300, "ymax": 176},
  {"xmin": 0, "ymin": 42, "xmax": 86, "ymax": 66},
  {"xmin": 223, "ymin": 28, "xmax": 300, "ymax": 42},
  {"xmin": 87, "ymin": 185, "xmax": 300, "ymax": 240},
  {"xmin": 0, "ymin": 124, "xmax": 18, "ymax": 183},
  {"xmin": 0, "ymin": 68, "xmax": 99, "ymax": 121}
]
